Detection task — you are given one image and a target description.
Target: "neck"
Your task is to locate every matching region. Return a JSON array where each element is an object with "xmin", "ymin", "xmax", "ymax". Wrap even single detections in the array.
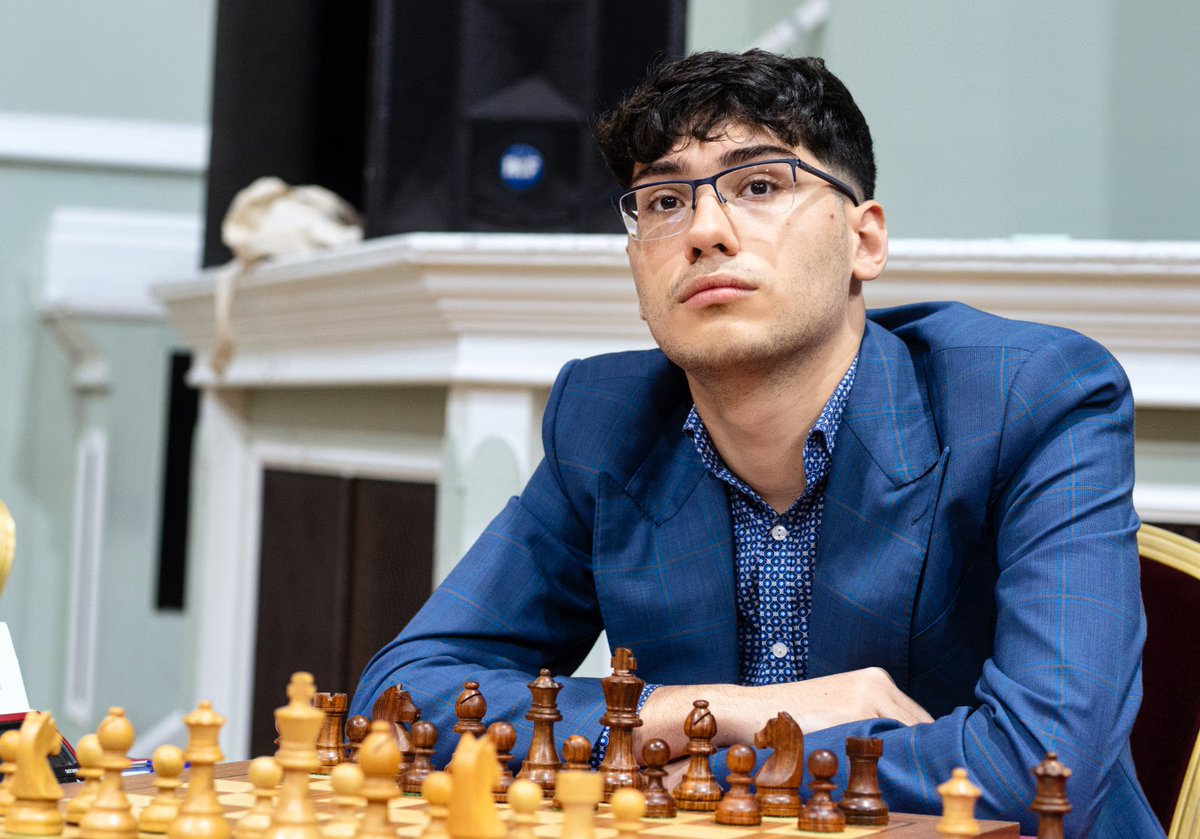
[{"xmin": 686, "ymin": 324, "xmax": 862, "ymax": 514}]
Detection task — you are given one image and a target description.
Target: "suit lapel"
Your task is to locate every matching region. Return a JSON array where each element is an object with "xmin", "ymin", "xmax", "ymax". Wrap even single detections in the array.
[
  {"xmin": 593, "ymin": 397, "xmax": 741, "ymax": 686},
  {"xmin": 808, "ymin": 321, "xmax": 948, "ymax": 690}
]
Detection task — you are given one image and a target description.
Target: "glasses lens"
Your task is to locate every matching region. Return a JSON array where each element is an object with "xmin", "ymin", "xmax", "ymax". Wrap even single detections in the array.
[
  {"xmin": 620, "ymin": 183, "xmax": 693, "ymax": 240},
  {"xmin": 715, "ymin": 161, "xmax": 797, "ymax": 218}
]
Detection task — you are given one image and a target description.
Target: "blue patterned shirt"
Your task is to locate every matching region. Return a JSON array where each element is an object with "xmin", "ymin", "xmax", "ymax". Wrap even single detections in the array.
[
  {"xmin": 684, "ymin": 356, "xmax": 857, "ymax": 684},
  {"xmin": 592, "ymin": 357, "xmax": 858, "ymax": 765}
]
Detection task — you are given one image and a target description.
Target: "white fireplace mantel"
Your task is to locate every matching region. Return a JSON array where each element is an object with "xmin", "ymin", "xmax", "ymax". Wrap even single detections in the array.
[{"xmin": 156, "ymin": 232, "xmax": 1200, "ymax": 406}]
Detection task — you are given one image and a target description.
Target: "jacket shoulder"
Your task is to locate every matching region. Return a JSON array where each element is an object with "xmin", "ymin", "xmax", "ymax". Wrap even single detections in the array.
[{"xmin": 543, "ymin": 349, "xmax": 691, "ymax": 484}]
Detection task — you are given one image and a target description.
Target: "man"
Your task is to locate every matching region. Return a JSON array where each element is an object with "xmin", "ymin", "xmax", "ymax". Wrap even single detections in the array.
[{"xmin": 352, "ymin": 51, "xmax": 1160, "ymax": 835}]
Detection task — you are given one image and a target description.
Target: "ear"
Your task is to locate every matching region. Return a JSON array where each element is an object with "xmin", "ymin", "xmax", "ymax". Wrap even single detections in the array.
[{"xmin": 847, "ymin": 200, "xmax": 888, "ymax": 282}]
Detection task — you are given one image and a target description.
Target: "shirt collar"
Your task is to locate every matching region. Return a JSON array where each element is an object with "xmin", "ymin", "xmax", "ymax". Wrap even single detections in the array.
[{"xmin": 683, "ymin": 355, "xmax": 859, "ymax": 496}]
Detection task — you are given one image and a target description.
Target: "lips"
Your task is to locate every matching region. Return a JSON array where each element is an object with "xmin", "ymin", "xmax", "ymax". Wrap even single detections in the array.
[{"xmin": 676, "ymin": 273, "xmax": 758, "ymax": 306}]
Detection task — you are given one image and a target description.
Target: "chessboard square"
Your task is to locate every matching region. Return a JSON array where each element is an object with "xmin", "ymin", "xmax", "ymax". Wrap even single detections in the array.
[
  {"xmin": 641, "ymin": 824, "xmax": 759, "ymax": 838},
  {"xmin": 390, "ymin": 796, "xmax": 429, "ymax": 810},
  {"xmin": 762, "ymin": 825, "xmax": 881, "ymax": 838},
  {"xmin": 389, "ymin": 810, "xmax": 429, "ymax": 825},
  {"xmin": 217, "ymin": 780, "xmax": 255, "ymax": 793},
  {"xmin": 217, "ymin": 793, "xmax": 257, "ymax": 808},
  {"xmin": 534, "ymin": 827, "xmax": 615, "ymax": 839}
]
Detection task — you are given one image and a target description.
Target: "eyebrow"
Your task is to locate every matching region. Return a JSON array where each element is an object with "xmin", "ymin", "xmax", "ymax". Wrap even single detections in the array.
[{"xmin": 631, "ymin": 143, "xmax": 799, "ymax": 184}]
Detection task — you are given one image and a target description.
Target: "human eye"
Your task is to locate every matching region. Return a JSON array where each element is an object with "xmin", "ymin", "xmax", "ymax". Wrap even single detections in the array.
[
  {"xmin": 722, "ymin": 163, "xmax": 793, "ymax": 203},
  {"xmin": 637, "ymin": 184, "xmax": 690, "ymax": 215}
]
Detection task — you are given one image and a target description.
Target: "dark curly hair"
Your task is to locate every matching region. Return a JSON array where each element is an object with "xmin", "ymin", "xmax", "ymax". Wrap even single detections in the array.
[{"xmin": 594, "ymin": 50, "xmax": 876, "ymax": 201}]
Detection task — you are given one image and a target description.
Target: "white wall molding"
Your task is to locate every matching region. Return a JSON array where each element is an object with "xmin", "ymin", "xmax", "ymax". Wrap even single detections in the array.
[
  {"xmin": 0, "ymin": 112, "xmax": 208, "ymax": 174},
  {"xmin": 156, "ymin": 233, "xmax": 1200, "ymax": 407},
  {"xmin": 1134, "ymin": 484, "xmax": 1200, "ymax": 525},
  {"xmin": 41, "ymin": 208, "xmax": 203, "ymax": 319},
  {"xmin": 63, "ymin": 429, "xmax": 107, "ymax": 726},
  {"xmin": 39, "ymin": 208, "xmax": 203, "ymax": 391}
]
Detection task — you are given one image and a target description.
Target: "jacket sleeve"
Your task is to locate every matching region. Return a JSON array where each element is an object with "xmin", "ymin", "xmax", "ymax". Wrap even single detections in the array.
[
  {"xmin": 794, "ymin": 330, "xmax": 1154, "ymax": 836},
  {"xmin": 349, "ymin": 358, "xmax": 609, "ymax": 767}
]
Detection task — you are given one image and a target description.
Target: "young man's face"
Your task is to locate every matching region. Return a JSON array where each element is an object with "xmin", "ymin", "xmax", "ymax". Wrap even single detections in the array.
[{"xmin": 624, "ymin": 123, "xmax": 886, "ymax": 379}]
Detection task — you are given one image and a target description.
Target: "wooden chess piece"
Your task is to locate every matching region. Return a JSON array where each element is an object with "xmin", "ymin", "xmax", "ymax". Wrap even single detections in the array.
[
  {"xmin": 9, "ymin": 711, "xmax": 66, "ymax": 835},
  {"xmin": 453, "ymin": 681, "xmax": 488, "ymax": 738},
  {"xmin": 372, "ymin": 685, "xmax": 421, "ymax": 779},
  {"xmin": 80, "ymin": 708, "xmax": 139, "ymax": 839},
  {"xmin": 839, "ymin": 736, "xmax": 888, "ymax": 826},
  {"xmin": 486, "ymin": 721, "xmax": 515, "ymax": 802},
  {"xmin": 715, "ymin": 744, "xmax": 760, "ymax": 826},
  {"xmin": 420, "ymin": 772, "xmax": 452, "ymax": 839},
  {"xmin": 445, "ymin": 733, "xmax": 505, "ymax": 839},
  {"xmin": 344, "ymin": 715, "xmax": 369, "ymax": 764},
  {"xmin": 321, "ymin": 762, "xmax": 364, "ymax": 839},
  {"xmin": 63, "ymin": 734, "xmax": 103, "ymax": 824},
  {"xmin": 138, "ymin": 744, "xmax": 186, "ymax": 833},
  {"xmin": 610, "ymin": 787, "xmax": 646, "ymax": 839},
  {"xmin": 404, "ymin": 720, "xmax": 438, "ymax": 795},
  {"xmin": 505, "ymin": 779, "xmax": 542, "ymax": 839},
  {"xmin": 752, "ymin": 711, "xmax": 803, "ymax": 817},
  {"xmin": 554, "ymin": 736, "xmax": 593, "ymax": 811},
  {"xmin": 671, "ymin": 700, "xmax": 721, "ymax": 812},
  {"xmin": 233, "ymin": 757, "xmax": 283, "ymax": 839},
  {"xmin": 1031, "ymin": 753, "xmax": 1071, "ymax": 839},
  {"xmin": 639, "ymin": 739, "xmax": 676, "ymax": 819},
  {"xmin": 262, "ymin": 672, "xmax": 324, "ymax": 839},
  {"xmin": 936, "ymin": 768, "xmax": 981, "ymax": 838},
  {"xmin": 556, "ymin": 767, "xmax": 603, "ymax": 839},
  {"xmin": 0, "ymin": 728, "xmax": 19, "ymax": 819},
  {"xmin": 358, "ymin": 721, "xmax": 401, "ymax": 839},
  {"xmin": 598, "ymin": 648, "xmax": 645, "ymax": 801},
  {"xmin": 516, "ymin": 669, "xmax": 562, "ymax": 796},
  {"xmin": 168, "ymin": 701, "xmax": 230, "ymax": 839},
  {"xmin": 313, "ymin": 692, "xmax": 347, "ymax": 775},
  {"xmin": 796, "ymin": 749, "xmax": 845, "ymax": 833}
]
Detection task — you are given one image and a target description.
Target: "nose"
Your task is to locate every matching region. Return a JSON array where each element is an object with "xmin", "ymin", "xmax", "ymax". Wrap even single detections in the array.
[{"xmin": 683, "ymin": 185, "xmax": 740, "ymax": 263}]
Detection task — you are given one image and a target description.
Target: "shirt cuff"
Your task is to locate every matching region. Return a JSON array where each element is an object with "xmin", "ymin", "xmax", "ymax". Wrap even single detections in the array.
[{"xmin": 589, "ymin": 683, "xmax": 661, "ymax": 770}]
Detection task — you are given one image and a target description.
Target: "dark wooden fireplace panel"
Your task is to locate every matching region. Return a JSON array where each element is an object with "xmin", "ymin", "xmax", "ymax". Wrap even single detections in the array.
[{"xmin": 250, "ymin": 470, "xmax": 435, "ymax": 756}]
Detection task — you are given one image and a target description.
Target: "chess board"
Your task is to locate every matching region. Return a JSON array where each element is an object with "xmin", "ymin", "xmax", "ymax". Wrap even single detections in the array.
[{"xmin": 58, "ymin": 762, "xmax": 1020, "ymax": 838}]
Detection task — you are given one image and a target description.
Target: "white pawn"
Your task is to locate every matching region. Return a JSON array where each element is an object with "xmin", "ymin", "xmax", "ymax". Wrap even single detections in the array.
[
  {"xmin": 610, "ymin": 788, "xmax": 646, "ymax": 839},
  {"xmin": 321, "ymin": 763, "xmax": 364, "ymax": 839},
  {"xmin": 66, "ymin": 734, "xmax": 103, "ymax": 826},
  {"xmin": 80, "ymin": 708, "xmax": 136, "ymax": 839},
  {"xmin": 505, "ymin": 780, "xmax": 541, "ymax": 839},
  {"xmin": 234, "ymin": 757, "xmax": 282, "ymax": 839},
  {"xmin": 420, "ymin": 773, "xmax": 452, "ymax": 839},
  {"xmin": 139, "ymin": 745, "xmax": 186, "ymax": 833}
]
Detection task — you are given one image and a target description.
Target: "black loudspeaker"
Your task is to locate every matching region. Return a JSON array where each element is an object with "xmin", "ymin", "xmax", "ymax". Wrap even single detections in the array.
[
  {"xmin": 203, "ymin": 0, "xmax": 685, "ymax": 264},
  {"xmin": 366, "ymin": 0, "xmax": 685, "ymax": 236},
  {"xmin": 202, "ymin": 0, "xmax": 371, "ymax": 266}
]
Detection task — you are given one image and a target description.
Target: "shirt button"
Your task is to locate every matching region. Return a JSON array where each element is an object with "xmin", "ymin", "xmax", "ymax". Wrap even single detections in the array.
[
  {"xmin": 770, "ymin": 642, "xmax": 789, "ymax": 658},
  {"xmin": 770, "ymin": 524, "xmax": 788, "ymax": 541}
]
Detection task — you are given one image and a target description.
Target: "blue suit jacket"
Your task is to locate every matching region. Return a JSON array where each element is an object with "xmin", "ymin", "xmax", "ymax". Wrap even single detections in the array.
[{"xmin": 352, "ymin": 302, "xmax": 1161, "ymax": 836}]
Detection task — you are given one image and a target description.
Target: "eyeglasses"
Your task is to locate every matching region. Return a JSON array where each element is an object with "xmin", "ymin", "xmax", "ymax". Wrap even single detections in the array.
[{"xmin": 614, "ymin": 157, "xmax": 861, "ymax": 241}]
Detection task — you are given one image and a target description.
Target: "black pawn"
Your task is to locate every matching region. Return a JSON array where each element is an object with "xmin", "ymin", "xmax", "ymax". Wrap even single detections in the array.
[
  {"xmin": 640, "ymin": 739, "xmax": 676, "ymax": 819},
  {"xmin": 797, "ymin": 749, "xmax": 845, "ymax": 833}
]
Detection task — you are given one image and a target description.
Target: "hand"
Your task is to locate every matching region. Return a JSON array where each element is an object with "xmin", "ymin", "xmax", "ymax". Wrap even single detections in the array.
[{"xmin": 635, "ymin": 667, "xmax": 933, "ymax": 759}]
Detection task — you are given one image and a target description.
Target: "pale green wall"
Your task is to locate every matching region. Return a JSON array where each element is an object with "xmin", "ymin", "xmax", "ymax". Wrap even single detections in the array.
[
  {"xmin": 687, "ymin": 0, "xmax": 1200, "ymax": 242},
  {"xmin": 0, "ymin": 0, "xmax": 214, "ymax": 121},
  {"xmin": 0, "ymin": 0, "xmax": 216, "ymax": 746}
]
